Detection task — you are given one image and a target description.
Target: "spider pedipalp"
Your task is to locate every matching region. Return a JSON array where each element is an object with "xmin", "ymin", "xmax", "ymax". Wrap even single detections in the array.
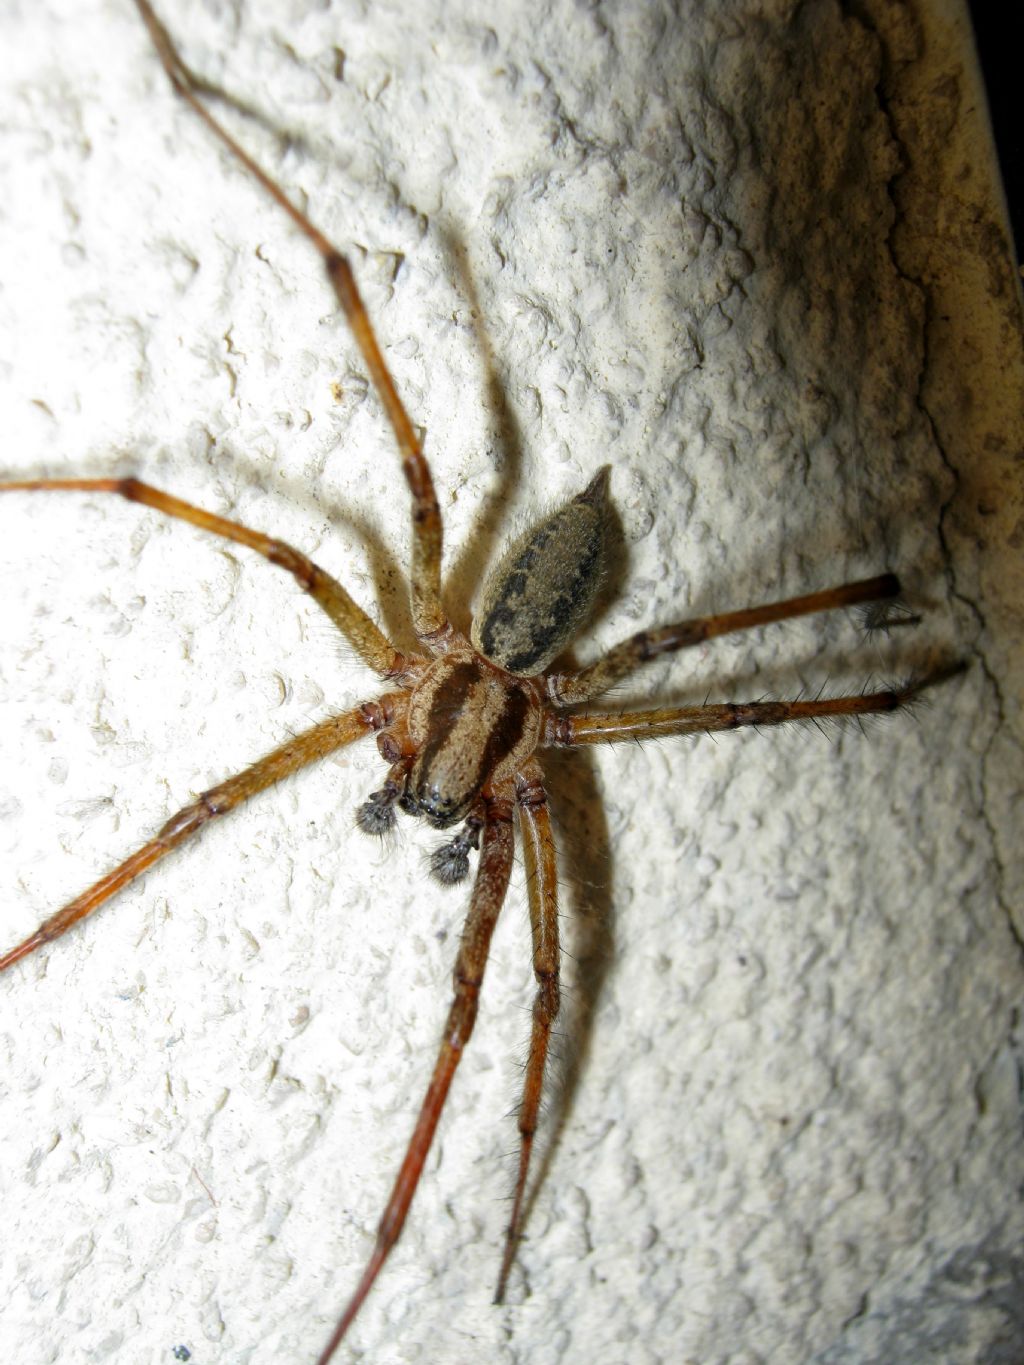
[
  {"xmin": 354, "ymin": 780, "xmax": 402, "ymax": 836},
  {"xmin": 428, "ymin": 816, "xmax": 484, "ymax": 885}
]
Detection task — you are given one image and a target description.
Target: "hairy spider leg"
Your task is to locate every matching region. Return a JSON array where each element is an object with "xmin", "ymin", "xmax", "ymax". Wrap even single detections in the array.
[
  {"xmin": 0, "ymin": 479, "xmax": 410, "ymax": 678},
  {"xmin": 547, "ymin": 574, "xmax": 903, "ymax": 705},
  {"xmin": 495, "ymin": 762, "xmax": 561, "ymax": 1304},
  {"xmin": 547, "ymin": 668, "xmax": 963, "ymax": 748},
  {"xmin": 0, "ymin": 704, "xmax": 392, "ymax": 972},
  {"xmin": 134, "ymin": 0, "xmax": 450, "ymax": 646},
  {"xmin": 316, "ymin": 789, "xmax": 516, "ymax": 1364}
]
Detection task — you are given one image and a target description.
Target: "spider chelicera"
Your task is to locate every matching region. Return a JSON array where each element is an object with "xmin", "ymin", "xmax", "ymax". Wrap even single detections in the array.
[{"xmin": 0, "ymin": 3, "xmax": 959, "ymax": 1361}]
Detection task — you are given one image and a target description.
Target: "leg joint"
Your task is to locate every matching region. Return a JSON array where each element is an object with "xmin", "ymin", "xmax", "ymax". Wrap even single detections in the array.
[
  {"xmin": 484, "ymin": 794, "xmax": 515, "ymax": 825},
  {"xmin": 360, "ymin": 696, "xmax": 398, "ymax": 733},
  {"xmin": 267, "ymin": 540, "xmax": 316, "ymax": 589},
  {"xmin": 547, "ymin": 715, "xmax": 574, "ymax": 748},
  {"xmin": 536, "ymin": 984, "xmax": 560, "ymax": 1022},
  {"xmin": 515, "ymin": 772, "xmax": 547, "ymax": 810}
]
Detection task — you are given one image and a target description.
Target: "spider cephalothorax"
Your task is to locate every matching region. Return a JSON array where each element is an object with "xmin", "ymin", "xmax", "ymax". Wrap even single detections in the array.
[{"xmin": 0, "ymin": 5, "xmax": 959, "ymax": 1364}]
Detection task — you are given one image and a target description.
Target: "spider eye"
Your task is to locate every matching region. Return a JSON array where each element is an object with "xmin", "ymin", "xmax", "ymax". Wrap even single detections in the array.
[{"xmin": 414, "ymin": 785, "xmax": 467, "ymax": 829}]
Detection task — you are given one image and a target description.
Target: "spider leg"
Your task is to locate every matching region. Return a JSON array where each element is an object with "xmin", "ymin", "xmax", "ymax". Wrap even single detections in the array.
[
  {"xmin": 545, "ymin": 666, "xmax": 963, "ymax": 748},
  {"xmin": 0, "ymin": 479, "xmax": 413, "ymax": 678},
  {"xmin": 0, "ymin": 702, "xmax": 392, "ymax": 972},
  {"xmin": 495, "ymin": 762, "xmax": 560, "ymax": 1304},
  {"xmin": 317, "ymin": 788, "xmax": 515, "ymax": 1363},
  {"xmin": 547, "ymin": 574, "xmax": 902, "ymax": 705},
  {"xmin": 133, "ymin": 0, "xmax": 450, "ymax": 647}
]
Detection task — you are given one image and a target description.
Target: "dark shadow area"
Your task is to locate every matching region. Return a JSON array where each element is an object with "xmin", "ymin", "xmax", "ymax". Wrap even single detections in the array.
[
  {"xmin": 317, "ymin": 501, "xmax": 416, "ymax": 654},
  {"xmin": 515, "ymin": 742, "xmax": 615, "ymax": 1255},
  {"xmin": 966, "ymin": 2, "xmax": 1021, "ymax": 263},
  {"xmin": 434, "ymin": 223, "xmax": 526, "ymax": 633}
]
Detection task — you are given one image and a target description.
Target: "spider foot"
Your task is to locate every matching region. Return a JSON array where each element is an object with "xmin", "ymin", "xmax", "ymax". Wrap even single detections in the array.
[
  {"xmin": 859, "ymin": 596, "xmax": 921, "ymax": 634},
  {"xmin": 429, "ymin": 818, "xmax": 482, "ymax": 885},
  {"xmin": 356, "ymin": 780, "xmax": 401, "ymax": 836}
]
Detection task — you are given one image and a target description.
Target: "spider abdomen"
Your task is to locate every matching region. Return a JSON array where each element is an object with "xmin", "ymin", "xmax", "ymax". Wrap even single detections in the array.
[
  {"xmin": 471, "ymin": 466, "xmax": 611, "ymax": 675},
  {"xmin": 405, "ymin": 653, "xmax": 543, "ymax": 828}
]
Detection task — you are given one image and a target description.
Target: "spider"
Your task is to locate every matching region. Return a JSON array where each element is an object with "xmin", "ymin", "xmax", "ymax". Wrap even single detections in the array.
[{"xmin": 0, "ymin": 3, "xmax": 959, "ymax": 1361}]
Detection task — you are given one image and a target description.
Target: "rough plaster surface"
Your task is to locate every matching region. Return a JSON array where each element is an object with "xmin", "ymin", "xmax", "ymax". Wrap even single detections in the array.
[{"xmin": 1, "ymin": 2, "xmax": 1021, "ymax": 1364}]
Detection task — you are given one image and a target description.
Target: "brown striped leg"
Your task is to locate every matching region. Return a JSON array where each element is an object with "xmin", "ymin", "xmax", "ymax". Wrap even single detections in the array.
[
  {"xmin": 0, "ymin": 479, "xmax": 411, "ymax": 678},
  {"xmin": 547, "ymin": 575, "xmax": 902, "ymax": 706},
  {"xmin": 494, "ymin": 763, "xmax": 560, "ymax": 1304},
  {"xmin": 545, "ymin": 668, "xmax": 962, "ymax": 748},
  {"xmin": 316, "ymin": 789, "xmax": 516, "ymax": 1363},
  {"xmin": 0, "ymin": 703, "xmax": 388, "ymax": 972},
  {"xmin": 133, "ymin": 0, "xmax": 450, "ymax": 646}
]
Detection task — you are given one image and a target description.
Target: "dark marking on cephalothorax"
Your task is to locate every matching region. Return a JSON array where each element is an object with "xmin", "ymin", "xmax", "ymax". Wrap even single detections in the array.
[
  {"xmin": 480, "ymin": 683, "xmax": 532, "ymax": 780},
  {"xmin": 414, "ymin": 661, "xmax": 486, "ymax": 790},
  {"xmin": 404, "ymin": 654, "xmax": 543, "ymax": 828},
  {"xmin": 472, "ymin": 466, "xmax": 611, "ymax": 676}
]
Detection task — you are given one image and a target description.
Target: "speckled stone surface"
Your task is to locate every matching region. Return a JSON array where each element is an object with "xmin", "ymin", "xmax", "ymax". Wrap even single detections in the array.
[{"xmin": 1, "ymin": 2, "xmax": 1021, "ymax": 1363}]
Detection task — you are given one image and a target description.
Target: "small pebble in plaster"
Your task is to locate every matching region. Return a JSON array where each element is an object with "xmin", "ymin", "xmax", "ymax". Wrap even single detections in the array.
[
  {"xmin": 195, "ymin": 1218, "xmax": 217, "ymax": 1245},
  {"xmin": 60, "ymin": 242, "xmax": 86, "ymax": 270},
  {"xmin": 145, "ymin": 1180, "xmax": 181, "ymax": 1204},
  {"xmin": 199, "ymin": 1299, "xmax": 226, "ymax": 1341},
  {"xmin": 238, "ymin": 928, "xmax": 260, "ymax": 960}
]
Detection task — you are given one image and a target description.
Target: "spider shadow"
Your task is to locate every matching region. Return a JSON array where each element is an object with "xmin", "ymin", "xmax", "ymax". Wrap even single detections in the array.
[
  {"xmin": 321, "ymin": 504, "xmax": 418, "ymax": 656},
  {"xmin": 431, "ymin": 222, "xmax": 635, "ymax": 643},
  {"xmin": 130, "ymin": 437, "xmax": 419, "ymax": 663},
  {"xmin": 433, "ymin": 222, "xmax": 527, "ymax": 635},
  {"xmin": 498, "ymin": 513, "xmax": 630, "ymax": 1263},
  {"xmin": 520, "ymin": 742, "xmax": 616, "ymax": 1256}
]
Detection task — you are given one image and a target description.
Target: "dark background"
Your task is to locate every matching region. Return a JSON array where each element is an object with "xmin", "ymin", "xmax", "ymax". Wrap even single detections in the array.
[{"xmin": 967, "ymin": 3, "xmax": 1021, "ymax": 263}]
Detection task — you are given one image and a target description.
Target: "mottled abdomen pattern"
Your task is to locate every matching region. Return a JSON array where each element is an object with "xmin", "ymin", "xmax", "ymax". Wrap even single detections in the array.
[{"xmin": 471, "ymin": 466, "xmax": 611, "ymax": 675}]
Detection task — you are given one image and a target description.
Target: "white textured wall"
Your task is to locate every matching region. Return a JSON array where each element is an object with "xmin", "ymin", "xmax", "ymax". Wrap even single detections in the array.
[{"xmin": 1, "ymin": 2, "xmax": 1021, "ymax": 1364}]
